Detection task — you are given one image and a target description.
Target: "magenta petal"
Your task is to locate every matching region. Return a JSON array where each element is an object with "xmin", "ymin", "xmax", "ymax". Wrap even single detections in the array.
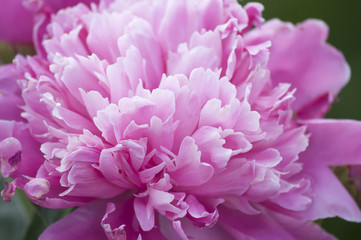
[
  {"xmin": 246, "ymin": 19, "xmax": 350, "ymax": 118},
  {"xmin": 0, "ymin": 120, "xmax": 43, "ymax": 178},
  {"xmin": 292, "ymin": 163, "xmax": 361, "ymax": 222},
  {"xmin": 218, "ymin": 207, "xmax": 336, "ymax": 240},
  {"xmin": 159, "ymin": 216, "xmax": 234, "ymax": 240},
  {"xmin": 43, "ymin": 0, "xmax": 100, "ymax": 12},
  {"xmin": 0, "ymin": 64, "xmax": 24, "ymax": 121},
  {"xmin": 300, "ymin": 119, "xmax": 361, "ymax": 166},
  {"xmin": 1, "ymin": 181, "xmax": 16, "ymax": 202},
  {"xmin": 0, "ymin": 0, "xmax": 33, "ymax": 43},
  {"xmin": 268, "ymin": 210, "xmax": 337, "ymax": 240},
  {"xmin": 185, "ymin": 195, "xmax": 221, "ymax": 227},
  {"xmin": 39, "ymin": 200, "xmax": 107, "ymax": 240},
  {"xmin": 102, "ymin": 200, "xmax": 139, "ymax": 240},
  {"xmin": 287, "ymin": 119, "xmax": 361, "ymax": 221},
  {"xmin": 0, "ymin": 137, "xmax": 21, "ymax": 178}
]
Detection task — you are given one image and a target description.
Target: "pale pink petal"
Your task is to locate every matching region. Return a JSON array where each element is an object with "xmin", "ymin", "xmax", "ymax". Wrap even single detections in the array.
[
  {"xmin": 157, "ymin": 0, "xmax": 199, "ymax": 52},
  {"xmin": 167, "ymin": 137, "xmax": 214, "ymax": 187},
  {"xmin": 167, "ymin": 31, "xmax": 222, "ymax": 76},
  {"xmin": 185, "ymin": 158, "xmax": 252, "ymax": 197},
  {"xmin": 192, "ymin": 127, "xmax": 232, "ymax": 169},
  {"xmin": 85, "ymin": 11, "xmax": 133, "ymax": 62}
]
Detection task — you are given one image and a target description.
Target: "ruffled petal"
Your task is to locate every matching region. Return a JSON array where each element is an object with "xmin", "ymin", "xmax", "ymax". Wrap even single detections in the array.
[{"xmin": 245, "ymin": 19, "xmax": 350, "ymax": 118}]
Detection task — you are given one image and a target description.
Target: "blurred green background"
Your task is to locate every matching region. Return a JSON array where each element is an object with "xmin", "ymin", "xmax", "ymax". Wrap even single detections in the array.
[{"xmin": 1, "ymin": 0, "xmax": 361, "ymax": 239}]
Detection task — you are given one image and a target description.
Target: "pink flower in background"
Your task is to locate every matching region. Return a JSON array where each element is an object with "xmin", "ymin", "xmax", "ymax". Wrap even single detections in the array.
[
  {"xmin": 0, "ymin": 0, "xmax": 101, "ymax": 44},
  {"xmin": 1, "ymin": 0, "xmax": 361, "ymax": 239},
  {"xmin": 0, "ymin": 0, "xmax": 33, "ymax": 43}
]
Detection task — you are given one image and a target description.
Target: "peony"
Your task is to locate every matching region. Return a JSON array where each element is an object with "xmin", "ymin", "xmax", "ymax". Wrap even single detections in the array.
[{"xmin": 1, "ymin": 0, "xmax": 361, "ymax": 239}]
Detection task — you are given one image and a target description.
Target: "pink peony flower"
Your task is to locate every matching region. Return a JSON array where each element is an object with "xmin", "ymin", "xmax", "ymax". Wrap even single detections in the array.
[{"xmin": 1, "ymin": 0, "xmax": 361, "ymax": 239}]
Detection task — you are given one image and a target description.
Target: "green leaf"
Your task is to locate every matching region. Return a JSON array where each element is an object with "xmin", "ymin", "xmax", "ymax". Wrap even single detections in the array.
[
  {"xmin": 22, "ymin": 203, "xmax": 73, "ymax": 239},
  {"xmin": 0, "ymin": 178, "xmax": 31, "ymax": 240},
  {"xmin": 22, "ymin": 212, "xmax": 47, "ymax": 240},
  {"xmin": 0, "ymin": 177, "xmax": 73, "ymax": 240}
]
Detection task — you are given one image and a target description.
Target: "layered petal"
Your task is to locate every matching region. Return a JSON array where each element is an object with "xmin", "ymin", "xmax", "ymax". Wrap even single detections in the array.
[
  {"xmin": 245, "ymin": 19, "xmax": 350, "ymax": 118},
  {"xmin": 0, "ymin": 0, "xmax": 358, "ymax": 239}
]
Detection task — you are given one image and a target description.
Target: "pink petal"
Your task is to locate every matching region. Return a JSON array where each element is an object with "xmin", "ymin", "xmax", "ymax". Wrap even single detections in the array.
[
  {"xmin": 218, "ymin": 206, "xmax": 336, "ymax": 240},
  {"xmin": 185, "ymin": 158, "xmax": 252, "ymax": 197},
  {"xmin": 0, "ymin": 120, "xmax": 43, "ymax": 178},
  {"xmin": 192, "ymin": 127, "xmax": 232, "ymax": 169},
  {"xmin": 0, "ymin": 0, "xmax": 33, "ymax": 43},
  {"xmin": 0, "ymin": 64, "xmax": 24, "ymax": 121},
  {"xmin": 43, "ymin": 0, "xmax": 100, "ymax": 12},
  {"xmin": 134, "ymin": 197, "xmax": 155, "ymax": 231},
  {"xmin": 167, "ymin": 31, "xmax": 222, "ymax": 76},
  {"xmin": 0, "ymin": 137, "xmax": 22, "ymax": 178},
  {"xmin": 300, "ymin": 119, "xmax": 361, "ymax": 166},
  {"xmin": 1, "ymin": 181, "xmax": 16, "ymax": 202},
  {"xmin": 185, "ymin": 195, "xmax": 222, "ymax": 227},
  {"xmin": 117, "ymin": 18, "xmax": 164, "ymax": 90},
  {"xmin": 24, "ymin": 178, "xmax": 50, "ymax": 201},
  {"xmin": 102, "ymin": 199, "xmax": 167, "ymax": 240},
  {"xmin": 246, "ymin": 19, "xmax": 350, "ymax": 118},
  {"xmin": 99, "ymin": 145, "xmax": 139, "ymax": 189},
  {"xmin": 39, "ymin": 200, "xmax": 107, "ymax": 240},
  {"xmin": 168, "ymin": 137, "xmax": 214, "ymax": 187},
  {"xmin": 291, "ymin": 163, "xmax": 361, "ymax": 222},
  {"xmin": 159, "ymin": 216, "xmax": 233, "ymax": 240},
  {"xmin": 157, "ymin": 0, "xmax": 198, "ymax": 52}
]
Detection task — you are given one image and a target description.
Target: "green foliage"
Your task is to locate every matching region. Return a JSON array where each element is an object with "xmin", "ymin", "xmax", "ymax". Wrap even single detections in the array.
[{"xmin": 0, "ymin": 177, "xmax": 73, "ymax": 240}]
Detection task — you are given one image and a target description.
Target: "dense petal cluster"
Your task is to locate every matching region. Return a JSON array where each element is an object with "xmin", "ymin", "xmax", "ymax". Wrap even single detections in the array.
[{"xmin": 1, "ymin": 0, "xmax": 361, "ymax": 239}]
